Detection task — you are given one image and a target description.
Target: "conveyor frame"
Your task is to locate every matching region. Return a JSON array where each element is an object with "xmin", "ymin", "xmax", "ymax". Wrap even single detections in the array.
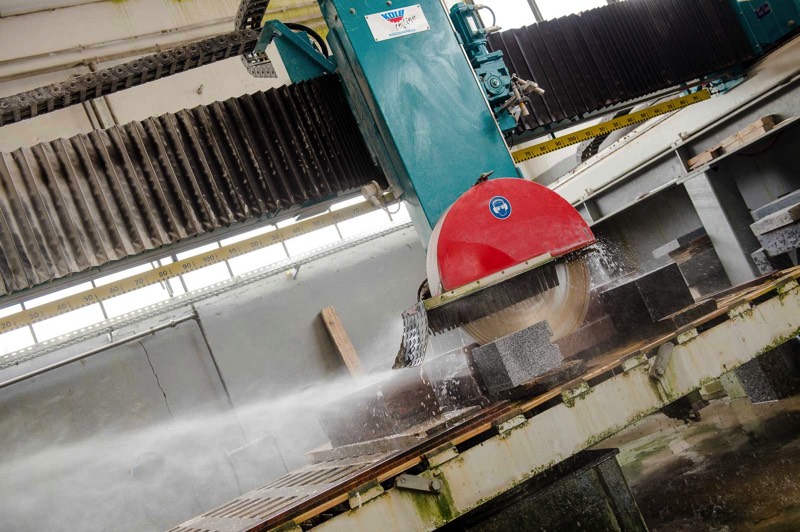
[{"xmin": 171, "ymin": 266, "xmax": 800, "ymax": 532}]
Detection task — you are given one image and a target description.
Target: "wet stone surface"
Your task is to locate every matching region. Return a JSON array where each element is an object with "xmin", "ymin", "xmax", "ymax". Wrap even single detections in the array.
[
  {"xmin": 471, "ymin": 321, "xmax": 562, "ymax": 396},
  {"xmin": 603, "ymin": 394, "xmax": 800, "ymax": 531}
]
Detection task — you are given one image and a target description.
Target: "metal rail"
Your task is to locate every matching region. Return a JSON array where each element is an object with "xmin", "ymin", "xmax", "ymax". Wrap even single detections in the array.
[
  {"xmin": 171, "ymin": 267, "xmax": 800, "ymax": 532},
  {"xmin": 0, "ymin": 29, "xmax": 262, "ymax": 126},
  {"xmin": 0, "ymin": 313, "xmax": 196, "ymax": 390}
]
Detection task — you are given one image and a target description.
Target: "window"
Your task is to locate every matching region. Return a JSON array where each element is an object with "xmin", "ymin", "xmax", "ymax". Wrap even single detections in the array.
[
  {"xmin": 537, "ymin": 0, "xmax": 607, "ymax": 20},
  {"xmin": 222, "ymin": 226, "xmax": 289, "ymax": 276},
  {"xmin": 26, "ymin": 283, "xmax": 106, "ymax": 342},
  {"xmin": 0, "ymin": 196, "xmax": 412, "ymax": 356},
  {"xmin": 278, "ymin": 214, "xmax": 342, "ymax": 256},
  {"xmin": 176, "ymin": 243, "xmax": 234, "ymax": 291}
]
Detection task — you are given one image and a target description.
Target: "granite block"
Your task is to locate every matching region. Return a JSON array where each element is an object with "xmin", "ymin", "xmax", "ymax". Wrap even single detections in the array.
[
  {"xmin": 471, "ymin": 321, "xmax": 563, "ymax": 395},
  {"xmin": 751, "ymin": 204, "xmax": 800, "ymax": 235},
  {"xmin": 734, "ymin": 342, "xmax": 800, "ymax": 403},
  {"xmin": 661, "ymin": 299, "xmax": 717, "ymax": 328},
  {"xmin": 317, "ymin": 369, "xmax": 440, "ymax": 447},
  {"xmin": 583, "ymin": 288, "xmax": 610, "ymax": 325},
  {"xmin": 677, "ymin": 247, "xmax": 726, "ymax": 286},
  {"xmin": 750, "ymin": 247, "xmax": 793, "ymax": 275},
  {"xmin": 599, "ymin": 280, "xmax": 653, "ymax": 336},
  {"xmin": 652, "ymin": 228, "xmax": 707, "ymax": 259},
  {"xmin": 555, "ymin": 316, "xmax": 616, "ymax": 359},
  {"xmin": 752, "ymin": 190, "xmax": 800, "ymax": 221},
  {"xmin": 634, "ymin": 263, "xmax": 694, "ymax": 321},
  {"xmin": 422, "ymin": 347, "xmax": 490, "ymax": 411},
  {"xmin": 756, "ymin": 221, "xmax": 800, "ymax": 256},
  {"xmin": 689, "ymin": 276, "xmax": 731, "ymax": 299}
]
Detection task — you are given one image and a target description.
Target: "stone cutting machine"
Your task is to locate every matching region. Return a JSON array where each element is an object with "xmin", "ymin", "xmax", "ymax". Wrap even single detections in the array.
[{"xmin": 250, "ymin": 0, "xmax": 596, "ymax": 367}]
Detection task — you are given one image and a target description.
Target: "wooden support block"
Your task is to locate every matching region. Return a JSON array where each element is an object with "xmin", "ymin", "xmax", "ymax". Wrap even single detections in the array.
[
  {"xmin": 320, "ymin": 305, "xmax": 364, "ymax": 377},
  {"xmin": 740, "ymin": 115, "xmax": 776, "ymax": 136},
  {"xmin": 719, "ymin": 115, "xmax": 777, "ymax": 150},
  {"xmin": 688, "ymin": 145, "xmax": 723, "ymax": 169}
]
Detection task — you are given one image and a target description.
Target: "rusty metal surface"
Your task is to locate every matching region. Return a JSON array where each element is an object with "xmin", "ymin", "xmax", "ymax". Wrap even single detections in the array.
[
  {"xmin": 0, "ymin": 74, "xmax": 385, "ymax": 294},
  {"xmin": 169, "ymin": 268, "xmax": 800, "ymax": 532}
]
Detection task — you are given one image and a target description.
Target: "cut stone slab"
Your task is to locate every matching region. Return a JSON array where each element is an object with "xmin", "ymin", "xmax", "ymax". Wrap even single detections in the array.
[
  {"xmin": 652, "ymin": 227, "xmax": 707, "ymax": 259},
  {"xmin": 555, "ymin": 316, "xmax": 616, "ymax": 360},
  {"xmin": 600, "ymin": 263, "xmax": 695, "ymax": 337},
  {"xmin": 756, "ymin": 221, "xmax": 800, "ymax": 256},
  {"xmin": 317, "ymin": 369, "xmax": 441, "ymax": 448},
  {"xmin": 750, "ymin": 203, "xmax": 800, "ymax": 236},
  {"xmin": 634, "ymin": 263, "xmax": 695, "ymax": 321},
  {"xmin": 497, "ymin": 359, "xmax": 587, "ymax": 400},
  {"xmin": 660, "ymin": 299, "xmax": 718, "ymax": 328},
  {"xmin": 676, "ymin": 246, "xmax": 726, "ymax": 286},
  {"xmin": 734, "ymin": 342, "xmax": 800, "ymax": 403},
  {"xmin": 599, "ymin": 279, "xmax": 655, "ymax": 336},
  {"xmin": 751, "ymin": 247, "xmax": 794, "ymax": 275},
  {"xmin": 422, "ymin": 347, "xmax": 490, "ymax": 412},
  {"xmin": 752, "ymin": 189, "xmax": 800, "ymax": 221},
  {"xmin": 470, "ymin": 321, "xmax": 563, "ymax": 396}
]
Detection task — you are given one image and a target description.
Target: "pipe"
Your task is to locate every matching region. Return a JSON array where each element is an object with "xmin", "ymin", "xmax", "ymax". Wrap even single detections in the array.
[{"xmin": 0, "ymin": 314, "xmax": 195, "ymax": 390}]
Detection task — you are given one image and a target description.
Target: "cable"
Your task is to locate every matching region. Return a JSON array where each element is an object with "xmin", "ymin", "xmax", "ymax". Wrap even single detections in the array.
[
  {"xmin": 477, "ymin": 5, "xmax": 497, "ymax": 28},
  {"xmin": 285, "ymin": 22, "xmax": 330, "ymax": 57}
]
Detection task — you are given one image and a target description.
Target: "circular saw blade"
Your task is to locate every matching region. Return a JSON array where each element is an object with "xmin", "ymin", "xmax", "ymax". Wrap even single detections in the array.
[{"xmin": 462, "ymin": 258, "xmax": 591, "ymax": 345}]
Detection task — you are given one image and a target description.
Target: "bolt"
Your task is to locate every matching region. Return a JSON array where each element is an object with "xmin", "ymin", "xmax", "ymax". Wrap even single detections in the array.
[
  {"xmin": 430, "ymin": 479, "xmax": 442, "ymax": 493},
  {"xmin": 387, "ymin": 0, "xmax": 392, "ymax": 4},
  {"xmin": 350, "ymin": 8, "xmax": 356, "ymax": 14},
  {"xmin": 489, "ymin": 78, "xmax": 501, "ymax": 89}
]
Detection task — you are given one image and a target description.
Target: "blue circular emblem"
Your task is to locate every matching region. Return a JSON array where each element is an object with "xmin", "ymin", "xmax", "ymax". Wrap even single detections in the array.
[{"xmin": 489, "ymin": 196, "xmax": 512, "ymax": 220}]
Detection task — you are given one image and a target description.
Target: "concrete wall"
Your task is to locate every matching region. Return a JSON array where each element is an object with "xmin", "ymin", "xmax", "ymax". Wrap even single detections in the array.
[{"xmin": 0, "ymin": 226, "xmax": 446, "ymax": 531}]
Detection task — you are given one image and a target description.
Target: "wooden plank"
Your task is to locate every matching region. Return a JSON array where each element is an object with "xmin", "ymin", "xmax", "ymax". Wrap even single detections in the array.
[{"xmin": 320, "ymin": 306, "xmax": 364, "ymax": 377}]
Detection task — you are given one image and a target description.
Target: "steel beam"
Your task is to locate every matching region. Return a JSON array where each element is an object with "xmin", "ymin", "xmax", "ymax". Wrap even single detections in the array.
[
  {"xmin": 685, "ymin": 169, "xmax": 762, "ymax": 284},
  {"xmin": 549, "ymin": 36, "xmax": 800, "ymax": 207}
]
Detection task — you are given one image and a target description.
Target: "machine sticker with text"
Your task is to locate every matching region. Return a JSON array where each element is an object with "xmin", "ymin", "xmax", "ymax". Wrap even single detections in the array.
[
  {"xmin": 365, "ymin": 5, "xmax": 430, "ymax": 42},
  {"xmin": 755, "ymin": 2, "xmax": 772, "ymax": 19},
  {"xmin": 489, "ymin": 196, "xmax": 512, "ymax": 220}
]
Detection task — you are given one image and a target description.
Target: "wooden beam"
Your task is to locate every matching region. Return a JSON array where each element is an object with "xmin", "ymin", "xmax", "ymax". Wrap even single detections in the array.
[{"xmin": 319, "ymin": 306, "xmax": 364, "ymax": 377}]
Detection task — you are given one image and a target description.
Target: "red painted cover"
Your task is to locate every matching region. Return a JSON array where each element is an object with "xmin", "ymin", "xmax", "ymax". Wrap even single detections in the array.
[{"xmin": 435, "ymin": 178, "xmax": 595, "ymax": 290}]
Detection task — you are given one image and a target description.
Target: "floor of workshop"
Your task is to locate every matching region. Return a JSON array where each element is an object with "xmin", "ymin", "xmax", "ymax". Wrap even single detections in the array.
[{"xmin": 603, "ymin": 394, "xmax": 800, "ymax": 531}]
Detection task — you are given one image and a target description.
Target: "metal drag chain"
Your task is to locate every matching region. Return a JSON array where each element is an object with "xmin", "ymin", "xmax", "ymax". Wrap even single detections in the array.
[{"xmin": 394, "ymin": 301, "xmax": 430, "ymax": 369}]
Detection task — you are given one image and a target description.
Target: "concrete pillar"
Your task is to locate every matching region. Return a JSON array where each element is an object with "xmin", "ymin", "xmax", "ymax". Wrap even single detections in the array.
[{"xmin": 684, "ymin": 168, "xmax": 761, "ymax": 284}]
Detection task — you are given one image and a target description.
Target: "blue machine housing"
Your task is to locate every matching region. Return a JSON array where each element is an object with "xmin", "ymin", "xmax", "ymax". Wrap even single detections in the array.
[
  {"xmin": 315, "ymin": 0, "xmax": 519, "ymax": 242},
  {"xmin": 729, "ymin": 0, "xmax": 800, "ymax": 54},
  {"xmin": 448, "ymin": 3, "xmax": 516, "ymax": 133}
]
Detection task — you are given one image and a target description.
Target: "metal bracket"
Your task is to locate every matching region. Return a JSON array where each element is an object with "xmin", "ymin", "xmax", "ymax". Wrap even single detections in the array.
[
  {"xmin": 561, "ymin": 381, "xmax": 591, "ymax": 406},
  {"xmin": 676, "ymin": 328, "xmax": 698, "ymax": 344},
  {"xmin": 348, "ymin": 481, "xmax": 385, "ymax": 509},
  {"xmin": 649, "ymin": 342, "xmax": 674, "ymax": 380},
  {"xmin": 727, "ymin": 302, "xmax": 752, "ymax": 319},
  {"xmin": 777, "ymin": 279, "xmax": 799, "ymax": 295},
  {"xmin": 395, "ymin": 474, "xmax": 442, "ymax": 494},
  {"xmin": 621, "ymin": 352, "xmax": 648, "ymax": 372},
  {"xmin": 424, "ymin": 443, "xmax": 459, "ymax": 468},
  {"xmin": 494, "ymin": 414, "xmax": 527, "ymax": 434},
  {"xmin": 255, "ymin": 20, "xmax": 336, "ymax": 83},
  {"xmin": 649, "ymin": 342, "xmax": 676, "ymax": 402}
]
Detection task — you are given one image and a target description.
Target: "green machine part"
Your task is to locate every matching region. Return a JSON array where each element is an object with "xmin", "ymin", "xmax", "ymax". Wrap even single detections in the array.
[
  {"xmin": 318, "ymin": 0, "xmax": 519, "ymax": 243},
  {"xmin": 729, "ymin": 0, "xmax": 800, "ymax": 54}
]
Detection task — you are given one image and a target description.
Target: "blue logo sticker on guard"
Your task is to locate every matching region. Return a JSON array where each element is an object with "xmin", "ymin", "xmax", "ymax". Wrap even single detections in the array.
[
  {"xmin": 381, "ymin": 9, "xmax": 405, "ymax": 23},
  {"xmin": 489, "ymin": 196, "xmax": 512, "ymax": 220}
]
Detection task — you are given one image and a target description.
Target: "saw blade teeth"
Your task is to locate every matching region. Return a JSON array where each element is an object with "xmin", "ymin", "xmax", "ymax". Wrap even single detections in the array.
[
  {"xmin": 394, "ymin": 301, "xmax": 430, "ymax": 368},
  {"xmin": 425, "ymin": 262, "xmax": 562, "ymax": 334}
]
